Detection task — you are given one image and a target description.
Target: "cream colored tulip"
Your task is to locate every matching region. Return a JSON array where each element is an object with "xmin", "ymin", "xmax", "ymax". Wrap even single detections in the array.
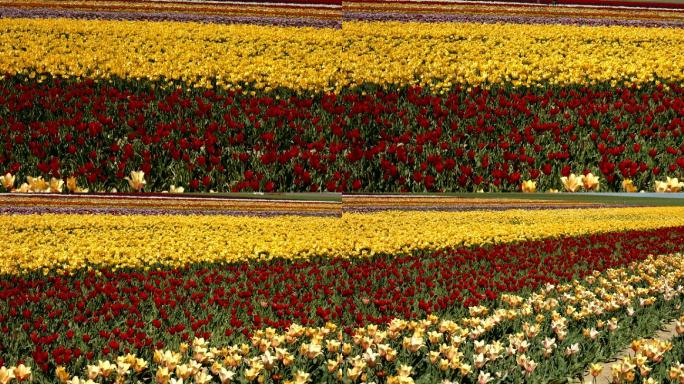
[
  {"xmin": 125, "ymin": 171, "xmax": 146, "ymax": 192},
  {"xmin": 218, "ymin": 368, "xmax": 235, "ymax": 384},
  {"xmin": 170, "ymin": 185, "xmax": 185, "ymax": 194},
  {"xmin": 293, "ymin": 370, "xmax": 310, "ymax": 384},
  {"xmin": 155, "ymin": 367, "xmax": 170, "ymax": 384},
  {"xmin": 0, "ymin": 367, "xmax": 15, "ymax": 384},
  {"xmin": 560, "ymin": 174, "xmax": 584, "ymax": 192},
  {"xmin": 176, "ymin": 365, "xmax": 193, "ymax": 380},
  {"xmin": 655, "ymin": 180, "xmax": 669, "ymax": 193},
  {"xmin": 27, "ymin": 176, "xmax": 49, "ymax": 192},
  {"xmin": 13, "ymin": 182, "xmax": 30, "ymax": 193},
  {"xmin": 86, "ymin": 365, "xmax": 100, "ymax": 380},
  {"xmin": 666, "ymin": 177, "xmax": 684, "ymax": 192},
  {"xmin": 194, "ymin": 370, "xmax": 212, "ymax": 384},
  {"xmin": 49, "ymin": 177, "xmax": 64, "ymax": 193},
  {"xmin": 14, "ymin": 364, "xmax": 31, "ymax": 381}
]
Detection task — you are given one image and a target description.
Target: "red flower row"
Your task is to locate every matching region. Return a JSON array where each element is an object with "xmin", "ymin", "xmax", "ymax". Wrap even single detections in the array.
[{"xmin": 1, "ymin": 76, "xmax": 683, "ymax": 192}]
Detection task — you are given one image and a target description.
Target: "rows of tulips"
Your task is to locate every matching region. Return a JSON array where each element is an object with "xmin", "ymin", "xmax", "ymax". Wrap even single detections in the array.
[
  {"xmin": 2, "ymin": 248, "xmax": 684, "ymax": 383},
  {"xmin": 5, "ymin": 207, "xmax": 684, "ymax": 275},
  {"xmin": 4, "ymin": 19, "xmax": 684, "ymax": 92},
  {"xmin": 2, "ymin": 226, "xmax": 684, "ymax": 381},
  {"xmin": 2, "ymin": 76, "xmax": 684, "ymax": 192}
]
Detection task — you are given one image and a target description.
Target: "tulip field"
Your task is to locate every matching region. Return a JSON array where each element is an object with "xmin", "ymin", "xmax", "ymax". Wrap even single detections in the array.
[
  {"xmin": 0, "ymin": 15, "xmax": 684, "ymax": 193},
  {"xmin": 3, "ymin": 195, "xmax": 684, "ymax": 383},
  {"xmin": 4, "ymin": 0, "xmax": 684, "ymax": 383}
]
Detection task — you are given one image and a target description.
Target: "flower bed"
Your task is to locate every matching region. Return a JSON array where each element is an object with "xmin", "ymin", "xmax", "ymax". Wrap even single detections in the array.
[
  {"xmin": 4, "ymin": 6, "xmax": 684, "ymax": 384},
  {"xmin": 3, "ymin": 206, "xmax": 684, "ymax": 274},
  {"xmin": 3, "ymin": 19, "xmax": 684, "ymax": 91},
  {"xmin": 3, "ymin": 249, "xmax": 684, "ymax": 382},
  {"xmin": 2, "ymin": 76, "xmax": 684, "ymax": 192}
]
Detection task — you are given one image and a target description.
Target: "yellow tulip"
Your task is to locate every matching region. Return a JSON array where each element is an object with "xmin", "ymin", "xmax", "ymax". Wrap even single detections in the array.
[
  {"xmin": 125, "ymin": 171, "xmax": 146, "ymax": 192},
  {"xmin": 133, "ymin": 358, "xmax": 148, "ymax": 373},
  {"xmin": 583, "ymin": 173, "xmax": 600, "ymax": 191},
  {"xmin": 0, "ymin": 173, "xmax": 14, "ymax": 191},
  {"xmin": 293, "ymin": 371, "xmax": 310, "ymax": 384},
  {"xmin": 521, "ymin": 180, "xmax": 536, "ymax": 193},
  {"xmin": 194, "ymin": 371, "xmax": 212, "ymax": 384},
  {"xmin": 27, "ymin": 176, "xmax": 49, "ymax": 193},
  {"xmin": 244, "ymin": 366, "xmax": 260, "ymax": 382},
  {"xmin": 621, "ymin": 179, "xmax": 637, "ymax": 193},
  {"xmin": 86, "ymin": 365, "xmax": 100, "ymax": 380},
  {"xmin": 56, "ymin": 366, "xmax": 70, "ymax": 383},
  {"xmin": 624, "ymin": 370, "xmax": 636, "ymax": 382},
  {"xmin": 155, "ymin": 367, "xmax": 170, "ymax": 384},
  {"xmin": 326, "ymin": 359, "xmax": 340, "ymax": 373},
  {"xmin": 175, "ymin": 365, "xmax": 193, "ymax": 380},
  {"xmin": 13, "ymin": 182, "xmax": 30, "ymax": 193},
  {"xmin": 66, "ymin": 177, "xmax": 78, "ymax": 193},
  {"xmin": 66, "ymin": 177, "xmax": 88, "ymax": 193},
  {"xmin": 14, "ymin": 364, "xmax": 31, "ymax": 381},
  {"xmin": 666, "ymin": 177, "xmax": 684, "ymax": 192},
  {"xmin": 560, "ymin": 174, "xmax": 584, "ymax": 192},
  {"xmin": 655, "ymin": 180, "xmax": 669, "ymax": 193},
  {"xmin": 169, "ymin": 185, "xmax": 185, "ymax": 194},
  {"xmin": 0, "ymin": 367, "xmax": 15, "ymax": 384},
  {"xmin": 49, "ymin": 177, "xmax": 64, "ymax": 193}
]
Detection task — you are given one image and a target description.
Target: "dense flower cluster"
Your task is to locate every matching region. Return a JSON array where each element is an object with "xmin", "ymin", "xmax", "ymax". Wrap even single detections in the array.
[
  {"xmin": 2, "ymin": 78, "xmax": 684, "ymax": 192},
  {"xmin": 2, "ymin": 19, "xmax": 684, "ymax": 92},
  {"xmin": 4, "ymin": 5, "xmax": 684, "ymax": 384},
  {"xmin": 3, "ymin": 206, "xmax": 684, "ymax": 274},
  {"xmin": 3, "ymin": 250, "xmax": 684, "ymax": 382}
]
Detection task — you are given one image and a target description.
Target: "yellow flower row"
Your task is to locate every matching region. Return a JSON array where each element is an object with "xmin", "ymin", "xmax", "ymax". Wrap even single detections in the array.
[
  {"xmin": 340, "ymin": 22, "xmax": 684, "ymax": 91},
  {"xmin": 4, "ymin": 252, "xmax": 684, "ymax": 384},
  {"xmin": 0, "ymin": 18, "xmax": 344, "ymax": 92},
  {"xmin": 1, "ymin": 18, "xmax": 684, "ymax": 91},
  {"xmin": 3, "ymin": 207, "xmax": 684, "ymax": 274}
]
